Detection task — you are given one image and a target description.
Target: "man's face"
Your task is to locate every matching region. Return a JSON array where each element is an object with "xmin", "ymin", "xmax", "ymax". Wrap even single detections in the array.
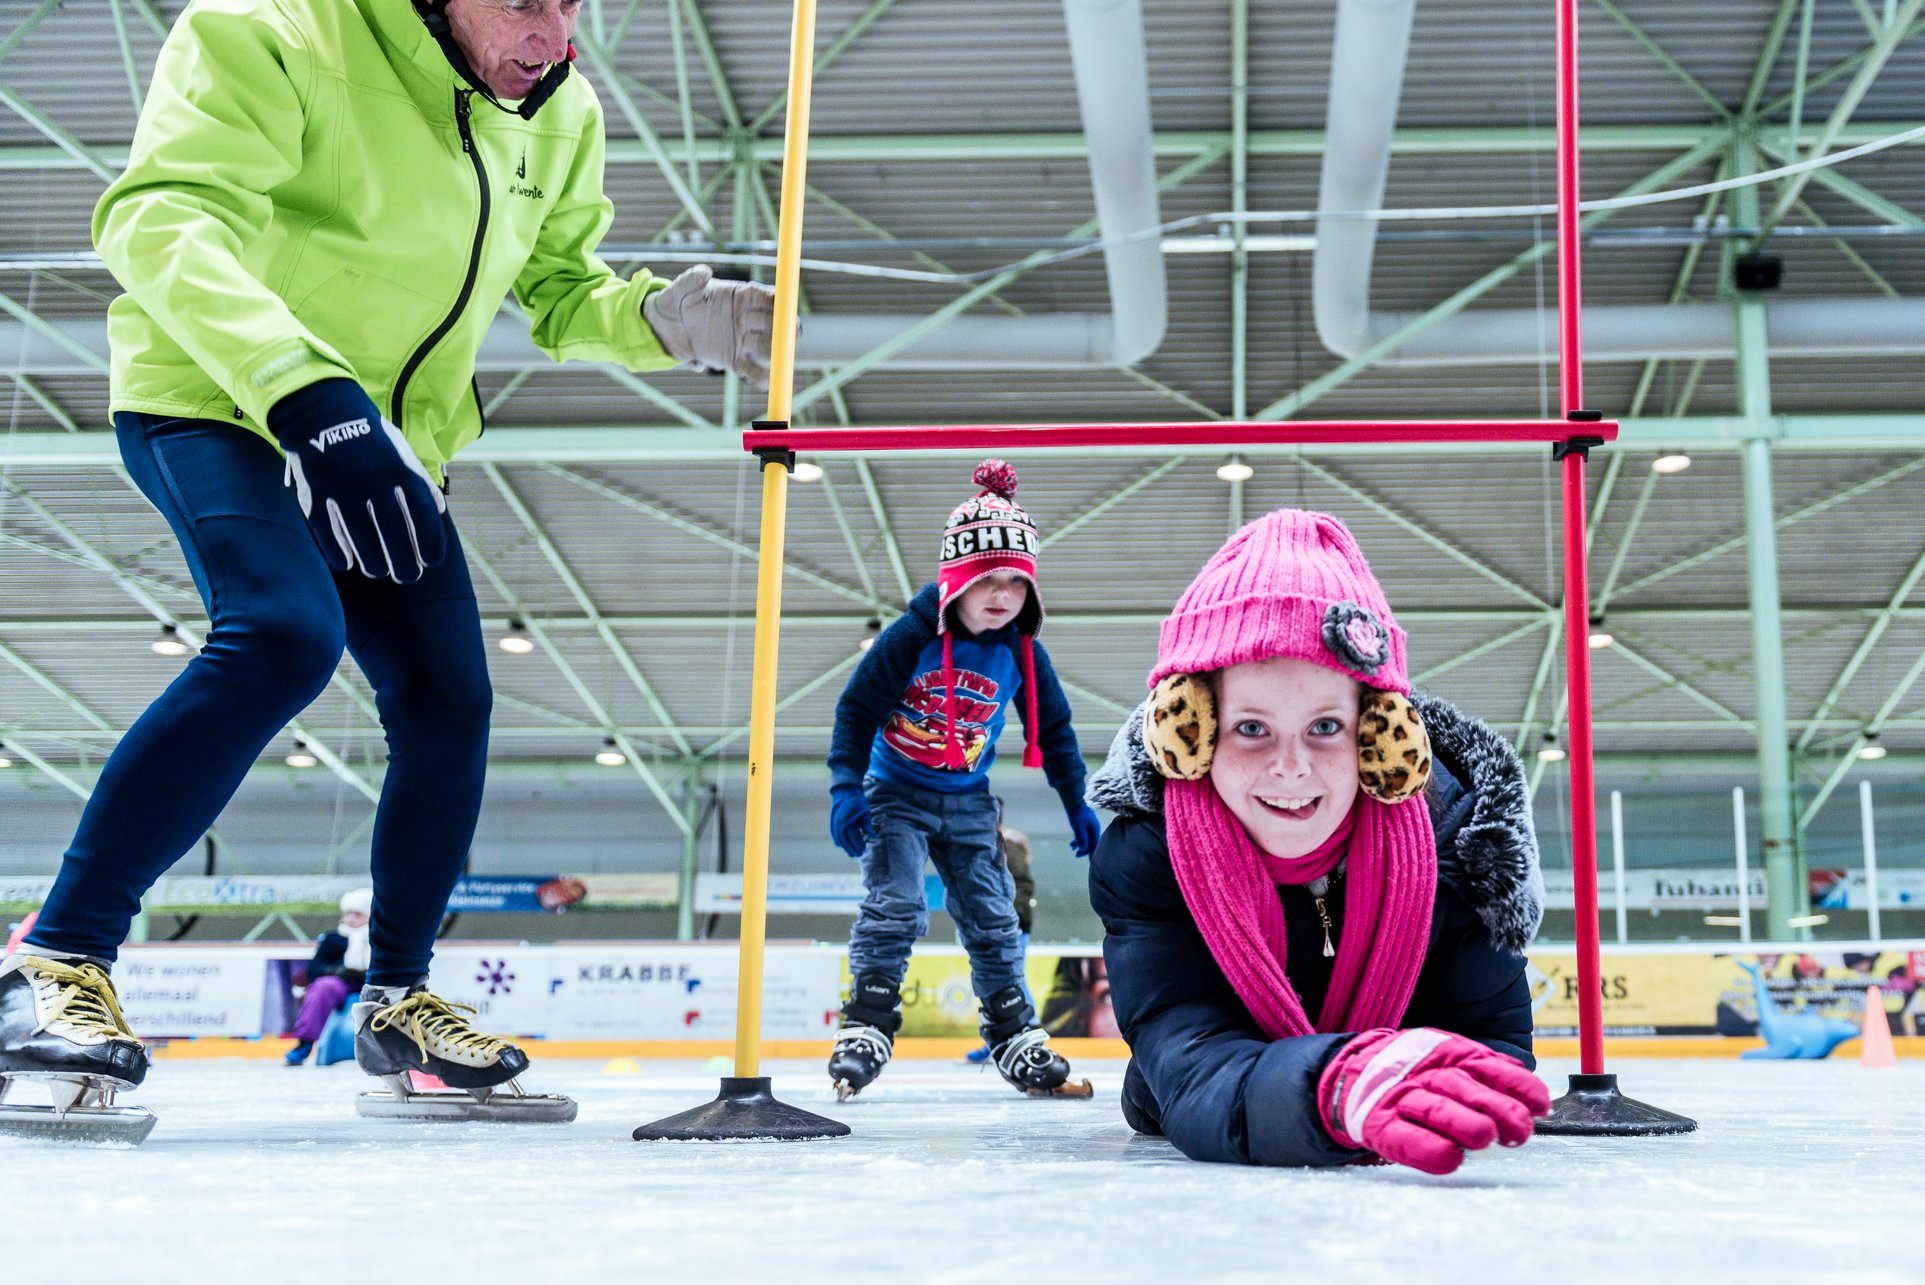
[{"xmin": 445, "ymin": 0, "xmax": 580, "ymax": 102}]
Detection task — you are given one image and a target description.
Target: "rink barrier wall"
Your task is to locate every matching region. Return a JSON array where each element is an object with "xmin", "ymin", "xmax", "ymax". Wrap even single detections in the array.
[
  {"xmin": 148, "ymin": 1035, "xmax": 1925, "ymax": 1062},
  {"xmin": 74, "ymin": 938, "xmax": 1923, "ymax": 1057}
]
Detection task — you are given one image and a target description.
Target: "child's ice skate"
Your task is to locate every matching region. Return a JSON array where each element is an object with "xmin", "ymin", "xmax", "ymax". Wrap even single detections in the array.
[
  {"xmin": 828, "ymin": 974, "xmax": 901, "ymax": 1101},
  {"xmin": 0, "ymin": 952, "xmax": 156, "ymax": 1144},
  {"xmin": 981, "ymin": 984, "xmax": 1093, "ymax": 1099},
  {"xmin": 352, "ymin": 983, "xmax": 575, "ymax": 1123}
]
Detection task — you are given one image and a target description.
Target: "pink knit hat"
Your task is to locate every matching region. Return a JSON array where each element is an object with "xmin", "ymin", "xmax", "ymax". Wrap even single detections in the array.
[
  {"xmin": 1153, "ymin": 508, "xmax": 1437, "ymax": 1042},
  {"xmin": 1151, "ymin": 509, "xmax": 1407, "ymax": 694}
]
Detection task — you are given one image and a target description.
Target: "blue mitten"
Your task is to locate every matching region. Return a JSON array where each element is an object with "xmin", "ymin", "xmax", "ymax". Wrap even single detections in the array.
[
  {"xmin": 829, "ymin": 784, "xmax": 872, "ymax": 859},
  {"xmin": 1057, "ymin": 784, "xmax": 1102, "ymax": 859},
  {"xmin": 267, "ymin": 378, "xmax": 446, "ymax": 583}
]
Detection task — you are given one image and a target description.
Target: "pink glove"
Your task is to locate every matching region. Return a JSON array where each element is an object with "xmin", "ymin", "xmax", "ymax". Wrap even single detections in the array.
[{"xmin": 1318, "ymin": 1028, "xmax": 1551, "ymax": 1175}]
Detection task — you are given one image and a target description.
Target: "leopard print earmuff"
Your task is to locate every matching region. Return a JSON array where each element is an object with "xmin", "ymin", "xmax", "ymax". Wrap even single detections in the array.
[{"xmin": 1143, "ymin": 672, "xmax": 1432, "ymax": 805}]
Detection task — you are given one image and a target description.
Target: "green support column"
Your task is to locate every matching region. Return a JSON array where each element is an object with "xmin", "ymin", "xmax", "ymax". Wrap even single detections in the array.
[
  {"xmin": 1731, "ymin": 139, "xmax": 1806, "ymax": 940},
  {"xmin": 677, "ymin": 762, "xmax": 705, "ymax": 941}
]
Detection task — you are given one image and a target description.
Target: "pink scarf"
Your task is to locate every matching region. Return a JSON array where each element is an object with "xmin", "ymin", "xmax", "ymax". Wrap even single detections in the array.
[{"xmin": 1164, "ymin": 780, "xmax": 1438, "ymax": 1040}]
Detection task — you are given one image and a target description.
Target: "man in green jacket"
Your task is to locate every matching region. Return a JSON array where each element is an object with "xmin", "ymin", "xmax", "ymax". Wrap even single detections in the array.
[{"xmin": 0, "ymin": 0, "xmax": 766, "ymax": 1133}]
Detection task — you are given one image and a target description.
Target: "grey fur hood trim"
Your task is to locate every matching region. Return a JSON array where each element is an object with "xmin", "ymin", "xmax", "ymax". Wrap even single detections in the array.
[{"xmin": 1086, "ymin": 693, "xmax": 1543, "ymax": 954}]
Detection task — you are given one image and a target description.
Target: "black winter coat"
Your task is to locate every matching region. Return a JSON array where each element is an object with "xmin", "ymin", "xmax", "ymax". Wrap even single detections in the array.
[{"xmin": 1086, "ymin": 694, "xmax": 1544, "ymax": 1167}]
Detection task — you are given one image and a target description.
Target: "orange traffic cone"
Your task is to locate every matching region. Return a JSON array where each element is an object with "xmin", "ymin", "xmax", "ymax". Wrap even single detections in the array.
[{"xmin": 1860, "ymin": 986, "xmax": 1898, "ymax": 1068}]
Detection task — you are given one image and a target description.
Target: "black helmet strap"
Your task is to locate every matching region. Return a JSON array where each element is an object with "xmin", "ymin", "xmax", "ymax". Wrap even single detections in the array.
[{"xmin": 417, "ymin": 2, "xmax": 575, "ymax": 121}]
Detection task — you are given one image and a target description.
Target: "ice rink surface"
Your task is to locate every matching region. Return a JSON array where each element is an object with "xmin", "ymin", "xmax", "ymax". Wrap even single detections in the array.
[{"xmin": 1, "ymin": 1056, "xmax": 1916, "ymax": 1284}]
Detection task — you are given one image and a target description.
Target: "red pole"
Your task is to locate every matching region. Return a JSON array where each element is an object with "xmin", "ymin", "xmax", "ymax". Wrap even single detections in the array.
[
  {"xmin": 1561, "ymin": 458, "xmax": 1605, "ymax": 1074},
  {"xmin": 1555, "ymin": 0, "xmax": 1606, "ymax": 1077},
  {"xmin": 1555, "ymin": 0, "xmax": 1584, "ymax": 416}
]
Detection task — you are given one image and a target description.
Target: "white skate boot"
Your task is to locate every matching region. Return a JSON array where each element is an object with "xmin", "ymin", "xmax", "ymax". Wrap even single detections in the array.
[{"xmin": 0, "ymin": 952, "xmax": 157, "ymax": 1144}]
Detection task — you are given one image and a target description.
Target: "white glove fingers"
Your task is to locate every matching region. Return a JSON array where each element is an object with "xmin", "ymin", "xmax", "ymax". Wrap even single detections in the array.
[
  {"xmin": 394, "ymin": 487, "xmax": 429, "ymax": 583},
  {"xmin": 285, "ymin": 454, "xmax": 315, "ymax": 517},
  {"xmin": 364, "ymin": 498, "xmax": 403, "ymax": 583},
  {"xmin": 324, "ymin": 498, "xmax": 359, "ymax": 574}
]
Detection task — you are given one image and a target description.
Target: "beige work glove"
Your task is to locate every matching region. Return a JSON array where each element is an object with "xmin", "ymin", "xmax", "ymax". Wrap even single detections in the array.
[{"xmin": 642, "ymin": 265, "xmax": 776, "ymax": 389}]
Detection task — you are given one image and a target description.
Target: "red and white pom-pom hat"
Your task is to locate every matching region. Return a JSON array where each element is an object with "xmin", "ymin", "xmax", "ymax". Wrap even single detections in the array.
[
  {"xmin": 933, "ymin": 459, "xmax": 1047, "ymax": 770},
  {"xmin": 936, "ymin": 458, "xmax": 1044, "ymax": 635}
]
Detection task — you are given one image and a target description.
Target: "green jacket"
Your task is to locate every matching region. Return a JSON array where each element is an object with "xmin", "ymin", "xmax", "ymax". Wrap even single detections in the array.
[{"xmin": 94, "ymin": 0, "xmax": 678, "ymax": 482}]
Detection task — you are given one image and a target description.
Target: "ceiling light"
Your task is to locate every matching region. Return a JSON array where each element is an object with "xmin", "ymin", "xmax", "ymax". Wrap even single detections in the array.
[
  {"xmin": 150, "ymin": 624, "xmax": 191, "ymax": 657},
  {"xmin": 792, "ymin": 461, "xmax": 824, "ymax": 482},
  {"xmin": 1858, "ymin": 736, "xmax": 1887, "ymax": 761},
  {"xmin": 1787, "ymin": 913, "xmax": 1830, "ymax": 929},
  {"xmin": 595, "ymin": 738, "xmax": 627, "ymax": 767},
  {"xmin": 498, "ymin": 619, "xmax": 536, "ymax": 654},
  {"xmin": 1651, "ymin": 453, "xmax": 1692, "ymax": 475},
  {"xmin": 1216, "ymin": 457, "xmax": 1254, "ymax": 483},
  {"xmin": 858, "ymin": 617, "xmax": 881, "ymax": 652},
  {"xmin": 285, "ymin": 739, "xmax": 317, "ymax": 769},
  {"xmin": 1536, "ymin": 732, "xmax": 1567, "ymax": 764},
  {"xmin": 0, "ymin": 756, "xmax": 13, "ymax": 769},
  {"xmin": 1588, "ymin": 631, "xmax": 1614, "ymax": 650}
]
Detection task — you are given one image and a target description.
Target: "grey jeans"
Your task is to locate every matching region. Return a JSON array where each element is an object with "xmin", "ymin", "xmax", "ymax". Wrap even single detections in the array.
[{"xmin": 847, "ymin": 778, "xmax": 1022, "ymax": 999}]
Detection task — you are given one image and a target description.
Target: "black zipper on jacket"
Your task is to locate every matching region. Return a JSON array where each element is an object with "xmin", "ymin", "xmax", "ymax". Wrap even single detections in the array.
[{"xmin": 390, "ymin": 89, "xmax": 491, "ymax": 429}]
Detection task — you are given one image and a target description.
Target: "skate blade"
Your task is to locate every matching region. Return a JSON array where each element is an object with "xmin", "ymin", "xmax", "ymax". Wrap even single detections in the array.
[
  {"xmin": 355, "ymin": 1089, "xmax": 578, "ymax": 1124},
  {"xmin": 833, "ymin": 1079, "xmax": 860, "ymax": 1102},
  {"xmin": 1023, "ymin": 1077, "xmax": 1095, "ymax": 1100},
  {"xmin": 0, "ymin": 1103, "xmax": 157, "ymax": 1145}
]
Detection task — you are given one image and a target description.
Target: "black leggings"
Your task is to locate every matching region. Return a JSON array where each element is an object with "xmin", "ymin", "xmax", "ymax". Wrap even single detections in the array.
[{"xmin": 29, "ymin": 414, "xmax": 490, "ymax": 986}]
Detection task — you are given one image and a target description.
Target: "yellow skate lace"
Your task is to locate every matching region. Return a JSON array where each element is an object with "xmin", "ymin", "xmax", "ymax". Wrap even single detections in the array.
[
  {"xmin": 28, "ymin": 958, "xmax": 141, "ymax": 1045},
  {"xmin": 367, "ymin": 991, "xmax": 512, "ymax": 1062}
]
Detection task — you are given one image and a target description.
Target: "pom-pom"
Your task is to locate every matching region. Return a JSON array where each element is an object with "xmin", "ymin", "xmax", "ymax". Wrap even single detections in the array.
[{"xmin": 973, "ymin": 458, "xmax": 1018, "ymax": 499}]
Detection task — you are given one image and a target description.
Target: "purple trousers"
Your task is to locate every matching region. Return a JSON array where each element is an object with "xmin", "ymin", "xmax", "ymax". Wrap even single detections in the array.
[{"xmin": 291, "ymin": 974, "xmax": 355, "ymax": 1042}]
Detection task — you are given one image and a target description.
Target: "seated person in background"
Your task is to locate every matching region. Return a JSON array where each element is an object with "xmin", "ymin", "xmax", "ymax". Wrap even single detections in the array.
[
  {"xmin": 1088, "ymin": 509, "xmax": 1551, "ymax": 1174},
  {"xmin": 285, "ymin": 889, "xmax": 371, "ymax": 1067}
]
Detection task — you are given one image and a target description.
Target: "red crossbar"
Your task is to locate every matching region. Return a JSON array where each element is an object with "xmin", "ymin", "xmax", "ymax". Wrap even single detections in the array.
[{"xmin": 741, "ymin": 419, "xmax": 1618, "ymax": 454}]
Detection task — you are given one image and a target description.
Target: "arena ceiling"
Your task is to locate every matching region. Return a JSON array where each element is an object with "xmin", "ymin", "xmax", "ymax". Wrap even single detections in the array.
[{"xmin": 0, "ymin": 0, "xmax": 1921, "ymax": 844}]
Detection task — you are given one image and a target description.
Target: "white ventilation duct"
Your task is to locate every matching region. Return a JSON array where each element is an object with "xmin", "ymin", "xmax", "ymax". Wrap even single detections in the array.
[
  {"xmin": 791, "ymin": 0, "xmax": 1168, "ymax": 368},
  {"xmin": 7, "ymin": 0, "xmax": 1166, "ymax": 380},
  {"xmin": 1314, "ymin": 0, "xmax": 1925, "ymax": 365}
]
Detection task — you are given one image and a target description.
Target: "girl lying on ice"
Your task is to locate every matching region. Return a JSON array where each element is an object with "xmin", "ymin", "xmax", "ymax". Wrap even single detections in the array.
[{"xmin": 1087, "ymin": 508, "xmax": 1550, "ymax": 1173}]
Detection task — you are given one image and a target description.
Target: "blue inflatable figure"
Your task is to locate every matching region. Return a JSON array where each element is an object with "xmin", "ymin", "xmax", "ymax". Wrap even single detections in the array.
[
  {"xmin": 1739, "ymin": 961, "xmax": 1858, "ymax": 1059},
  {"xmin": 314, "ymin": 990, "xmax": 361, "ymax": 1067}
]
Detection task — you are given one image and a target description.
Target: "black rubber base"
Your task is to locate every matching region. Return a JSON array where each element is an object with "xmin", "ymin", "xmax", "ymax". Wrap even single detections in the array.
[
  {"xmin": 632, "ymin": 1077, "xmax": 851, "ymax": 1142},
  {"xmin": 1535, "ymin": 1072, "xmax": 1699, "ymax": 1137}
]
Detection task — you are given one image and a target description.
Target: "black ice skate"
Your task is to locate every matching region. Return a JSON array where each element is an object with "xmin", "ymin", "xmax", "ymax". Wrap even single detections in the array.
[
  {"xmin": 980, "ymin": 984, "xmax": 1092, "ymax": 1099},
  {"xmin": 828, "ymin": 974, "xmax": 901, "ymax": 1101},
  {"xmin": 352, "ymin": 983, "xmax": 575, "ymax": 1123},
  {"xmin": 0, "ymin": 952, "xmax": 156, "ymax": 1144}
]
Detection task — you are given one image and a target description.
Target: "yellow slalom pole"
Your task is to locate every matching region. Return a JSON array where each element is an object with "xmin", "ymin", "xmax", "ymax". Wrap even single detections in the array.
[{"xmin": 732, "ymin": 0, "xmax": 818, "ymax": 1081}]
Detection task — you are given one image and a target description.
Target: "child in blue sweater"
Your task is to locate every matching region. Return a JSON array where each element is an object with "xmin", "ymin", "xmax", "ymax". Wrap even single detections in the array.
[{"xmin": 825, "ymin": 461, "xmax": 1100, "ymax": 1099}]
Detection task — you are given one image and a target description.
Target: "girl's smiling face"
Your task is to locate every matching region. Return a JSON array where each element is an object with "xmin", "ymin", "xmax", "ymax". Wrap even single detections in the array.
[{"xmin": 1208, "ymin": 657, "xmax": 1361, "ymax": 858}]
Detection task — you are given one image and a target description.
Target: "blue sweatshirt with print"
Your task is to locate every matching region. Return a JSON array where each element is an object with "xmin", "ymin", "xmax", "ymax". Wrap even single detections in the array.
[{"xmin": 828, "ymin": 585, "xmax": 1085, "ymax": 802}]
